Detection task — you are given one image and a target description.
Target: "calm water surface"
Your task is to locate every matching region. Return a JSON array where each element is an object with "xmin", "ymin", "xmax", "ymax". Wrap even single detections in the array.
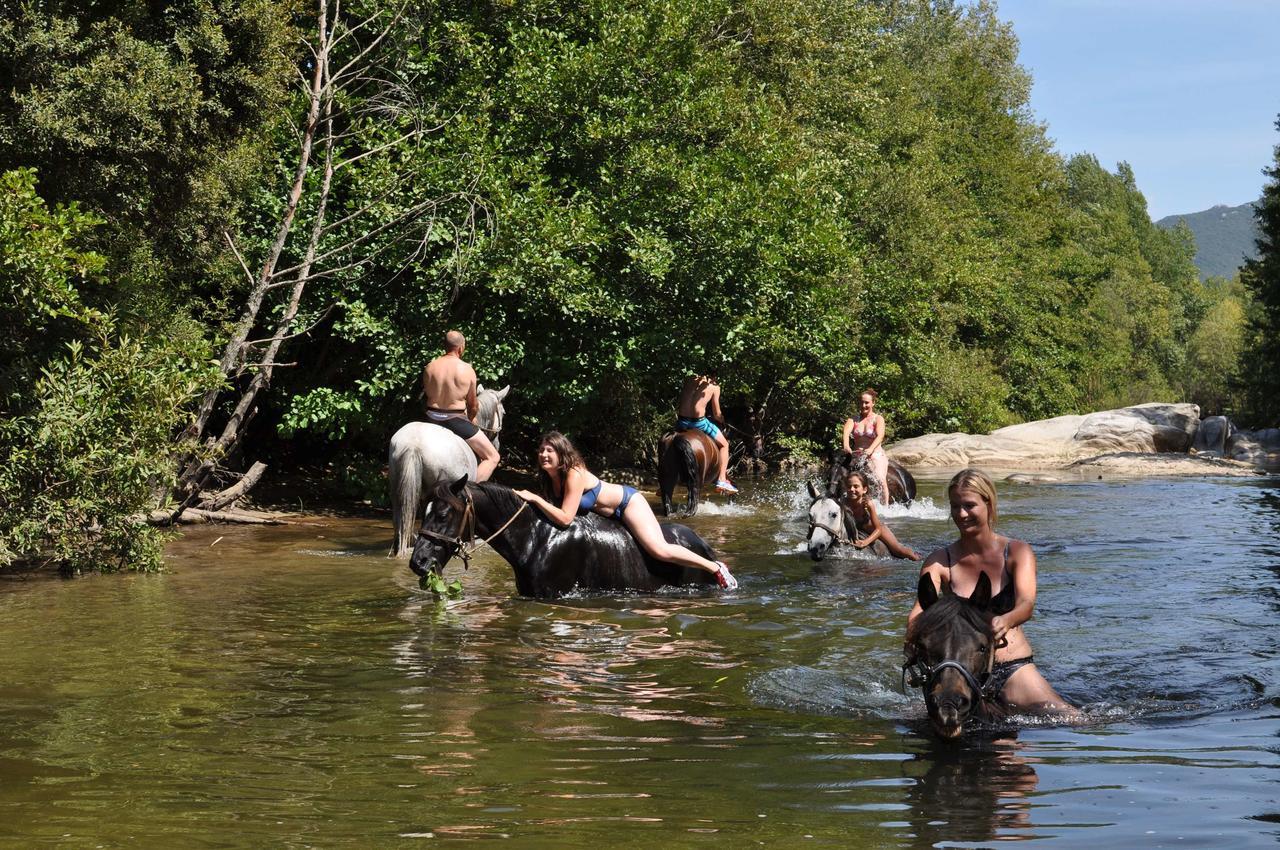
[{"xmin": 2, "ymin": 472, "xmax": 1278, "ymax": 848}]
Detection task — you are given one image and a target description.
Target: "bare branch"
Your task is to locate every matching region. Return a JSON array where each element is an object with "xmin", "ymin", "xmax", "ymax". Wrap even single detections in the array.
[{"xmin": 222, "ymin": 230, "xmax": 256, "ymax": 288}]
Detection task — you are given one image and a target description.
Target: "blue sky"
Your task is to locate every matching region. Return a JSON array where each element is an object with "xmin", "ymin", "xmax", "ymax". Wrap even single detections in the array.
[{"xmin": 996, "ymin": 0, "xmax": 1280, "ymax": 220}]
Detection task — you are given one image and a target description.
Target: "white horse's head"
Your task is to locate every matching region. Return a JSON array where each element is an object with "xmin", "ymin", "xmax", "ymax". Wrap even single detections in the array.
[
  {"xmin": 475, "ymin": 384, "xmax": 510, "ymax": 449},
  {"xmin": 806, "ymin": 480, "xmax": 844, "ymax": 562}
]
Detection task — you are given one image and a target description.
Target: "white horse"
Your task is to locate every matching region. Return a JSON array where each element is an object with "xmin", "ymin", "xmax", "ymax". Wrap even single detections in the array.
[{"xmin": 388, "ymin": 385, "xmax": 509, "ymax": 557}]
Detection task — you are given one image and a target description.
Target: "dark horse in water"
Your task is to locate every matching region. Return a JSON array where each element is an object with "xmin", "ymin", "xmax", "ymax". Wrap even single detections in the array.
[
  {"xmin": 657, "ymin": 428, "xmax": 721, "ymax": 516},
  {"xmin": 903, "ymin": 572, "xmax": 1008, "ymax": 740},
  {"xmin": 827, "ymin": 450, "xmax": 916, "ymax": 506},
  {"xmin": 409, "ymin": 477, "xmax": 722, "ymax": 597}
]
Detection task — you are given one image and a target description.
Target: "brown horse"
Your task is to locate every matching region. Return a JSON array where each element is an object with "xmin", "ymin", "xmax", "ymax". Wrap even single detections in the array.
[
  {"xmin": 827, "ymin": 450, "xmax": 916, "ymax": 506},
  {"xmin": 658, "ymin": 429, "xmax": 720, "ymax": 516}
]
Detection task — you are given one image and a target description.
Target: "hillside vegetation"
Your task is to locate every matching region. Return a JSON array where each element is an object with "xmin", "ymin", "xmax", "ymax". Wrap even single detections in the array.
[{"xmin": 1157, "ymin": 202, "xmax": 1260, "ymax": 280}]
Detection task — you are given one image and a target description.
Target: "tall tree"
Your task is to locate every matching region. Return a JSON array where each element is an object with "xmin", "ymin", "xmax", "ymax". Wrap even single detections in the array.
[{"xmin": 1239, "ymin": 116, "xmax": 1280, "ymax": 424}]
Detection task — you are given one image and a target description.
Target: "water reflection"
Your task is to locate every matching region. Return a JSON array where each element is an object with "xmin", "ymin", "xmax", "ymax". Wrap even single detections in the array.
[{"xmin": 903, "ymin": 736, "xmax": 1040, "ymax": 846}]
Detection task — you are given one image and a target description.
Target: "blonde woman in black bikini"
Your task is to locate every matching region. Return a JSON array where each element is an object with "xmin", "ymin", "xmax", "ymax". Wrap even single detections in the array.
[{"xmin": 906, "ymin": 469, "xmax": 1079, "ymax": 718}]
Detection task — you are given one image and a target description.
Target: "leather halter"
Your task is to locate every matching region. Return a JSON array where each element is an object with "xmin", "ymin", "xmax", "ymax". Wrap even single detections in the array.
[
  {"xmin": 807, "ymin": 517, "xmax": 850, "ymax": 546},
  {"xmin": 902, "ymin": 626, "xmax": 1008, "ymax": 708},
  {"xmin": 419, "ymin": 489, "xmax": 527, "ymax": 569}
]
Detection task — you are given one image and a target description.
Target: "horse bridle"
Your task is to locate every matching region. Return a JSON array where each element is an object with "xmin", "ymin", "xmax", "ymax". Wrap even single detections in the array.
[
  {"xmin": 901, "ymin": 633, "xmax": 1009, "ymax": 704},
  {"xmin": 419, "ymin": 490, "xmax": 527, "ymax": 569},
  {"xmin": 807, "ymin": 516, "xmax": 850, "ymax": 546}
]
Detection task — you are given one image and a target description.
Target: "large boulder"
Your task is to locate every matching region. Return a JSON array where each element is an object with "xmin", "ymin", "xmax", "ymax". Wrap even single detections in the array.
[
  {"xmin": 1193, "ymin": 415, "xmax": 1235, "ymax": 454},
  {"xmin": 886, "ymin": 403, "xmax": 1202, "ymax": 469},
  {"xmin": 1071, "ymin": 403, "xmax": 1200, "ymax": 453}
]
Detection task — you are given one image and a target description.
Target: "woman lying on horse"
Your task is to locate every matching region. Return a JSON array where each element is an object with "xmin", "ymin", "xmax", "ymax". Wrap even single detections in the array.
[{"xmin": 513, "ymin": 432, "xmax": 739, "ymax": 589}]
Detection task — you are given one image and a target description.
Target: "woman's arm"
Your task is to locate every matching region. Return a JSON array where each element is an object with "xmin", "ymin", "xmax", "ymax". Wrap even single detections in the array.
[
  {"xmin": 991, "ymin": 539, "xmax": 1038, "ymax": 641},
  {"xmin": 853, "ymin": 501, "xmax": 884, "ymax": 548},
  {"xmin": 865, "ymin": 414, "xmax": 886, "ymax": 454},
  {"xmin": 841, "ymin": 418, "xmax": 855, "ymax": 454},
  {"xmin": 514, "ymin": 468, "xmax": 586, "ymax": 528}
]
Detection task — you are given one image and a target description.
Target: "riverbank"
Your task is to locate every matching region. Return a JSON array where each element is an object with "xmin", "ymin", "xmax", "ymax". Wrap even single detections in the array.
[{"xmin": 885, "ymin": 402, "xmax": 1271, "ymax": 477}]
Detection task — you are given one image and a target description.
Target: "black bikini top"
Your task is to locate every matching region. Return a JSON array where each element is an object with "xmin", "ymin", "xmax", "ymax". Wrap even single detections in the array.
[{"xmin": 946, "ymin": 541, "xmax": 1016, "ymax": 615}]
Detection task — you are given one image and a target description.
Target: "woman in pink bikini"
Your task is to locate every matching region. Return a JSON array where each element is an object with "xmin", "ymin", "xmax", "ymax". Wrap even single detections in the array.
[{"xmin": 841, "ymin": 388, "xmax": 890, "ymax": 506}]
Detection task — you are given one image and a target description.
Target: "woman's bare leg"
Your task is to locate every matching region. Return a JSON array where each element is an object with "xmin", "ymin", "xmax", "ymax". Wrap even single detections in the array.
[
  {"xmin": 870, "ymin": 450, "xmax": 890, "ymax": 505},
  {"xmin": 623, "ymin": 495, "xmax": 721, "ymax": 574},
  {"xmin": 877, "ymin": 523, "xmax": 919, "ymax": 561},
  {"xmin": 1002, "ymin": 664, "xmax": 1082, "ymax": 721}
]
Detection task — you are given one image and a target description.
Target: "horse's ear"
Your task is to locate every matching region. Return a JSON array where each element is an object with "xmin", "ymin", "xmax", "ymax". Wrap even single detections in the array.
[
  {"xmin": 495, "ymin": 385, "xmax": 510, "ymax": 401},
  {"xmin": 806, "ymin": 481, "xmax": 820, "ymax": 501},
  {"xmin": 450, "ymin": 474, "xmax": 469, "ymax": 495},
  {"xmin": 477, "ymin": 383, "xmax": 485, "ymax": 393},
  {"xmin": 969, "ymin": 571, "xmax": 993, "ymax": 608},
  {"xmin": 917, "ymin": 574, "xmax": 940, "ymax": 610}
]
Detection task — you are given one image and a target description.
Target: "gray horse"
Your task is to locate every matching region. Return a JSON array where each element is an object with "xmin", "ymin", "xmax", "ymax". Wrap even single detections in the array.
[{"xmin": 389, "ymin": 385, "xmax": 509, "ymax": 557}]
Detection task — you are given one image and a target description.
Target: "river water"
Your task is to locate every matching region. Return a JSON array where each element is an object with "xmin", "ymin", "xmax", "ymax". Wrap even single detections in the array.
[{"xmin": 1, "ymin": 472, "xmax": 1278, "ymax": 848}]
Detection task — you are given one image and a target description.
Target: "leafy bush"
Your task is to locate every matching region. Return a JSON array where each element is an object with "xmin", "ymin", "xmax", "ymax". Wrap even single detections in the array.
[{"xmin": 0, "ymin": 169, "xmax": 218, "ymax": 572}]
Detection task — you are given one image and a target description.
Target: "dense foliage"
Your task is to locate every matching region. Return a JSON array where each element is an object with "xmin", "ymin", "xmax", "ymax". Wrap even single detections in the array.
[
  {"xmin": 0, "ymin": 169, "xmax": 218, "ymax": 571},
  {"xmin": 0, "ymin": 0, "xmax": 1262, "ymax": 570}
]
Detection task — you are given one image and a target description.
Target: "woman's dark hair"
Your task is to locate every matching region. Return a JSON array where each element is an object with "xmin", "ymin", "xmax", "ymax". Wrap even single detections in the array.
[{"xmin": 537, "ymin": 431, "xmax": 586, "ymax": 498}]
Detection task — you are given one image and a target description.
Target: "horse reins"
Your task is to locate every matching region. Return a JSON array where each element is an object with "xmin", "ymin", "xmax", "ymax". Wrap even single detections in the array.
[{"xmin": 420, "ymin": 491, "xmax": 528, "ymax": 569}]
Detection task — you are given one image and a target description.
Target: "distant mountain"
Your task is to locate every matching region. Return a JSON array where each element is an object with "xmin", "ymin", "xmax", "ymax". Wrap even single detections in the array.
[{"xmin": 1156, "ymin": 201, "xmax": 1260, "ymax": 281}]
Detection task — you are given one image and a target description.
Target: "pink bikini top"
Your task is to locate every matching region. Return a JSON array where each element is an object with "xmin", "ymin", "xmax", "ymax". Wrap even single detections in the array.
[{"xmin": 852, "ymin": 417, "xmax": 878, "ymax": 438}]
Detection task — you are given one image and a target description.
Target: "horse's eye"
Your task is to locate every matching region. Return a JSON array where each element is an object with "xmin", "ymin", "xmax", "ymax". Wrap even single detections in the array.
[{"xmin": 978, "ymin": 644, "xmax": 988, "ymax": 654}]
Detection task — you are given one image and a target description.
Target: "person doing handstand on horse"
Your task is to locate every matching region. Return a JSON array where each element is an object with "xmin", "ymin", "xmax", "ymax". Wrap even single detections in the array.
[
  {"xmin": 906, "ymin": 469, "xmax": 1079, "ymax": 719},
  {"xmin": 841, "ymin": 470, "xmax": 919, "ymax": 561},
  {"xmin": 422, "ymin": 330, "xmax": 499, "ymax": 482},
  {"xmin": 513, "ymin": 432, "xmax": 739, "ymax": 589},
  {"xmin": 842, "ymin": 388, "xmax": 890, "ymax": 505},
  {"xmin": 677, "ymin": 372, "xmax": 737, "ymax": 494}
]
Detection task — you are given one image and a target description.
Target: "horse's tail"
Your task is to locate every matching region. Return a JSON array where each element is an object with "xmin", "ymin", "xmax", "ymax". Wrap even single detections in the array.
[
  {"xmin": 389, "ymin": 437, "xmax": 422, "ymax": 557},
  {"xmin": 676, "ymin": 434, "xmax": 700, "ymax": 515},
  {"xmin": 657, "ymin": 433, "xmax": 678, "ymax": 516}
]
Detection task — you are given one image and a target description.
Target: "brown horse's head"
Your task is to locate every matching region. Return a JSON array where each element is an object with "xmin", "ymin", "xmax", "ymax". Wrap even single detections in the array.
[{"xmin": 904, "ymin": 573, "xmax": 996, "ymax": 740}]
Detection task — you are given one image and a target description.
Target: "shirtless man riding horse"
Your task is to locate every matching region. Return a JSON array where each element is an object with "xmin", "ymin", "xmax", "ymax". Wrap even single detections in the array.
[
  {"xmin": 422, "ymin": 330, "xmax": 500, "ymax": 481},
  {"xmin": 676, "ymin": 372, "xmax": 737, "ymax": 494}
]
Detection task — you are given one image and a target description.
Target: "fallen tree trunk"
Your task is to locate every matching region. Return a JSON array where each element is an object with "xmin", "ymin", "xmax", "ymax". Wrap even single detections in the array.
[
  {"xmin": 148, "ymin": 508, "xmax": 290, "ymax": 526},
  {"xmin": 196, "ymin": 461, "xmax": 268, "ymax": 512}
]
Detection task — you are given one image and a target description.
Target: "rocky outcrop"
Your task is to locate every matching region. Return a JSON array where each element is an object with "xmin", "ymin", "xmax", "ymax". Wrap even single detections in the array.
[
  {"xmin": 887, "ymin": 403, "xmax": 1203, "ymax": 469},
  {"xmin": 1224, "ymin": 427, "xmax": 1280, "ymax": 464},
  {"xmin": 1193, "ymin": 415, "xmax": 1235, "ymax": 454}
]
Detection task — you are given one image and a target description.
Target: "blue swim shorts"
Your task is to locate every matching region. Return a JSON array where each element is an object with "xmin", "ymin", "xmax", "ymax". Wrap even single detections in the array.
[{"xmin": 676, "ymin": 416, "xmax": 722, "ymax": 441}]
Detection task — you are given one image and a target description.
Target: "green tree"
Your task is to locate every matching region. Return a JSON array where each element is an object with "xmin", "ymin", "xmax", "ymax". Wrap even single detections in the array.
[
  {"xmin": 1239, "ymin": 116, "xmax": 1280, "ymax": 424},
  {"xmin": 0, "ymin": 169, "xmax": 218, "ymax": 572}
]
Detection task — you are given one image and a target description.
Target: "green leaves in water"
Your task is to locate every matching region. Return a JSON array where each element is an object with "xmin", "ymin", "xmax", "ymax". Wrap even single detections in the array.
[{"xmin": 419, "ymin": 572, "xmax": 463, "ymax": 598}]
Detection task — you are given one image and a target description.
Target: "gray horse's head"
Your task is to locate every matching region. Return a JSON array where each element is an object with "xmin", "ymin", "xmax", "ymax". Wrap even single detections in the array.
[
  {"xmin": 806, "ymin": 480, "xmax": 844, "ymax": 561},
  {"xmin": 475, "ymin": 385, "xmax": 510, "ymax": 450}
]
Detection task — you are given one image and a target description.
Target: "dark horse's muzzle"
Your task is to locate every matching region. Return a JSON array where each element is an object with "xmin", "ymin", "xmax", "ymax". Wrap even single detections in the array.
[
  {"xmin": 903, "ymin": 657, "xmax": 988, "ymax": 740},
  {"xmin": 408, "ymin": 533, "xmax": 453, "ymax": 578}
]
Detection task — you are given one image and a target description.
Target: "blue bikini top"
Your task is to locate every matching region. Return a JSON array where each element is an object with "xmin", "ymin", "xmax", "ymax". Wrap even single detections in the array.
[{"xmin": 577, "ymin": 480, "xmax": 602, "ymax": 514}]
